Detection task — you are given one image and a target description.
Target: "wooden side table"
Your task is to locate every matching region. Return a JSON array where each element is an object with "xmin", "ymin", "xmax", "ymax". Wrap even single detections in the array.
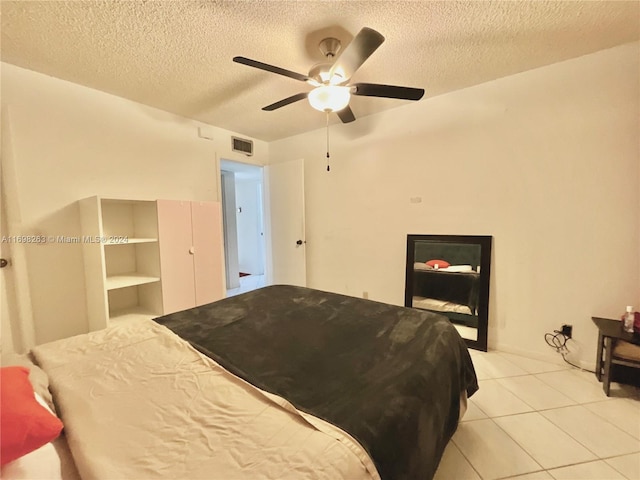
[{"xmin": 592, "ymin": 317, "xmax": 640, "ymax": 396}]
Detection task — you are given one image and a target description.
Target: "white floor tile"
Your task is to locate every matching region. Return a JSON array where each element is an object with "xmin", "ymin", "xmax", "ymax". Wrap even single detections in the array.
[
  {"xmin": 471, "ymin": 379, "xmax": 534, "ymax": 417},
  {"xmin": 469, "ymin": 348, "xmax": 484, "ymax": 358},
  {"xmin": 566, "ymin": 369, "xmax": 640, "ymax": 401},
  {"xmin": 535, "ymin": 370, "xmax": 612, "ymax": 404},
  {"xmin": 497, "ymin": 352, "xmax": 568, "ymax": 374},
  {"xmin": 584, "ymin": 399, "xmax": 640, "ymax": 440},
  {"xmin": 623, "ymin": 396, "xmax": 640, "ymax": 411},
  {"xmin": 472, "ymin": 353, "xmax": 529, "ymax": 380},
  {"xmin": 502, "ymin": 471, "xmax": 554, "ymax": 479},
  {"xmin": 548, "ymin": 460, "xmax": 626, "ymax": 479},
  {"xmin": 496, "ymin": 375, "xmax": 576, "ymax": 411},
  {"xmin": 433, "ymin": 441, "xmax": 481, "ymax": 480},
  {"xmin": 453, "ymin": 419, "xmax": 541, "ymax": 479},
  {"xmin": 605, "ymin": 452, "xmax": 640, "ymax": 480},
  {"xmin": 615, "ymin": 384, "xmax": 640, "ymax": 408},
  {"xmin": 567, "ymin": 368, "xmax": 601, "ymax": 384},
  {"xmin": 542, "ymin": 405, "xmax": 640, "ymax": 458},
  {"xmin": 461, "ymin": 398, "xmax": 488, "ymax": 422},
  {"xmin": 494, "ymin": 412, "xmax": 596, "ymax": 469},
  {"xmin": 449, "ymin": 348, "xmax": 639, "ymax": 480}
]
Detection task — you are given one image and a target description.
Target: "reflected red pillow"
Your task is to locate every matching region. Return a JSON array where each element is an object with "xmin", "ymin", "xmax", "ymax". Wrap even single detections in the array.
[
  {"xmin": 425, "ymin": 259, "xmax": 450, "ymax": 269},
  {"xmin": 0, "ymin": 367, "xmax": 63, "ymax": 466}
]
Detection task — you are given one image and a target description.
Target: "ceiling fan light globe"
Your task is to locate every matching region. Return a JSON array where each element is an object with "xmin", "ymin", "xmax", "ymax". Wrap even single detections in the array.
[{"xmin": 308, "ymin": 86, "xmax": 351, "ymax": 113}]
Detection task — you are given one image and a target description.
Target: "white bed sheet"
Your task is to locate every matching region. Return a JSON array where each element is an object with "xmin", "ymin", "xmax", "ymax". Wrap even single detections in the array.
[
  {"xmin": 32, "ymin": 319, "xmax": 380, "ymax": 480},
  {"xmin": 412, "ymin": 296, "xmax": 473, "ymax": 315}
]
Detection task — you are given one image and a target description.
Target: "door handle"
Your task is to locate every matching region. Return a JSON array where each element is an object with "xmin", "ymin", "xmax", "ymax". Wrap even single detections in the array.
[{"xmin": 296, "ymin": 240, "xmax": 305, "ymax": 246}]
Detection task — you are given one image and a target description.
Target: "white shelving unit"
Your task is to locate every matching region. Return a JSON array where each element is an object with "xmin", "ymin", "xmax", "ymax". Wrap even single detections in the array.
[
  {"xmin": 80, "ymin": 197, "xmax": 163, "ymax": 331},
  {"xmin": 104, "ymin": 273, "xmax": 160, "ymax": 290}
]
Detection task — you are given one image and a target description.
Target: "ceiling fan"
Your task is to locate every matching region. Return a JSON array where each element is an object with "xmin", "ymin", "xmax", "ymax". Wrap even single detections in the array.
[{"xmin": 233, "ymin": 27, "xmax": 425, "ymax": 124}]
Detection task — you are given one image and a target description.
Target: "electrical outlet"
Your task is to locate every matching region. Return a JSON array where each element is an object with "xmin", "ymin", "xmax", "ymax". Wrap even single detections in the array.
[{"xmin": 561, "ymin": 324, "xmax": 572, "ymax": 338}]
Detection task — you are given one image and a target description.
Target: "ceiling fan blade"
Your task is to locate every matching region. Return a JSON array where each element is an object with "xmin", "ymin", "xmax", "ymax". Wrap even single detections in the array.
[
  {"xmin": 329, "ymin": 27, "xmax": 385, "ymax": 82},
  {"xmin": 352, "ymin": 83, "xmax": 425, "ymax": 101},
  {"xmin": 262, "ymin": 92, "xmax": 309, "ymax": 111},
  {"xmin": 336, "ymin": 106, "xmax": 356, "ymax": 123},
  {"xmin": 233, "ymin": 56, "xmax": 310, "ymax": 82}
]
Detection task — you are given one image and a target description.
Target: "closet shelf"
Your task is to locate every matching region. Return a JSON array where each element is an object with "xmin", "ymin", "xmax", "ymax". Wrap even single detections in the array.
[
  {"xmin": 103, "ymin": 237, "xmax": 158, "ymax": 245},
  {"xmin": 105, "ymin": 274, "xmax": 160, "ymax": 290},
  {"xmin": 109, "ymin": 307, "xmax": 159, "ymax": 323}
]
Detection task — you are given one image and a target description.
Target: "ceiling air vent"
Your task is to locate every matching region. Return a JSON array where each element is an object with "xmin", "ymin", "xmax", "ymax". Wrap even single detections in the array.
[{"xmin": 232, "ymin": 136, "xmax": 253, "ymax": 156}]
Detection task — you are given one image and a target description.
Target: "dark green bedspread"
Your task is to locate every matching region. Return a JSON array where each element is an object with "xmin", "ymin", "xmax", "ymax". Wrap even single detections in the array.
[{"xmin": 154, "ymin": 285, "xmax": 478, "ymax": 480}]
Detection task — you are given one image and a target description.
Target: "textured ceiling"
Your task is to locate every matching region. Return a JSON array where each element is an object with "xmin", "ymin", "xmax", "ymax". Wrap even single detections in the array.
[{"xmin": 1, "ymin": 1, "xmax": 639, "ymax": 142}]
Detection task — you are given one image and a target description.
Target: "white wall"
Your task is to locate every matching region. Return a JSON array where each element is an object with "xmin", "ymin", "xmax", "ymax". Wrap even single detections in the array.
[
  {"xmin": 2, "ymin": 42, "xmax": 638, "ymax": 366},
  {"xmin": 0, "ymin": 63, "xmax": 268, "ymax": 349},
  {"xmin": 270, "ymin": 42, "xmax": 640, "ymax": 367}
]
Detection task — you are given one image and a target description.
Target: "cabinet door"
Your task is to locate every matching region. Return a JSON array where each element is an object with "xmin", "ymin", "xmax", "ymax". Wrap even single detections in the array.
[
  {"xmin": 157, "ymin": 200, "xmax": 196, "ymax": 314},
  {"xmin": 191, "ymin": 201, "xmax": 224, "ymax": 306}
]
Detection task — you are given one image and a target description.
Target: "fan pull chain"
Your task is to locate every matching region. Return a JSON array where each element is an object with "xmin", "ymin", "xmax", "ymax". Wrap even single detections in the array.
[{"xmin": 326, "ymin": 112, "xmax": 331, "ymax": 172}]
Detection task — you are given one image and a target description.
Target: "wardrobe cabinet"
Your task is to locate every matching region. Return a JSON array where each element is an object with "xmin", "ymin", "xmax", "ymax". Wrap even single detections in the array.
[
  {"xmin": 80, "ymin": 197, "xmax": 224, "ymax": 331},
  {"xmin": 157, "ymin": 200, "xmax": 224, "ymax": 315}
]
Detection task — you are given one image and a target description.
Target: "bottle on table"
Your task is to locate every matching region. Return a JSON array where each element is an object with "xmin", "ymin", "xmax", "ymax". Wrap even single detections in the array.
[{"xmin": 623, "ymin": 306, "xmax": 635, "ymax": 333}]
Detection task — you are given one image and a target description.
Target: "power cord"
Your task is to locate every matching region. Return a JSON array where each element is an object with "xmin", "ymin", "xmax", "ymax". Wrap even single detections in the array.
[{"xmin": 544, "ymin": 330, "xmax": 596, "ymax": 374}]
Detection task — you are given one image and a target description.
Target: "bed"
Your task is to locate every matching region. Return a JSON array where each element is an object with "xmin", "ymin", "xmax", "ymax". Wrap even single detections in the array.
[
  {"xmin": 412, "ymin": 267, "xmax": 480, "ymax": 315},
  {"xmin": 5, "ymin": 285, "xmax": 478, "ymax": 480}
]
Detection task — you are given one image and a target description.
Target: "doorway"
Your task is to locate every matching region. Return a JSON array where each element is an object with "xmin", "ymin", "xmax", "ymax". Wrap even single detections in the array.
[{"xmin": 220, "ymin": 160, "xmax": 266, "ymax": 297}]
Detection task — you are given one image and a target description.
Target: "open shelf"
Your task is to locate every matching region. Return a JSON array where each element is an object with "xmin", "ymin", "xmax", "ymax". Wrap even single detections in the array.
[
  {"xmin": 107, "ymin": 282, "xmax": 163, "ymax": 322},
  {"xmin": 109, "ymin": 306, "xmax": 159, "ymax": 323},
  {"xmin": 80, "ymin": 196, "xmax": 163, "ymax": 331},
  {"xmin": 104, "ymin": 238, "xmax": 158, "ymax": 245},
  {"xmin": 105, "ymin": 274, "xmax": 160, "ymax": 290}
]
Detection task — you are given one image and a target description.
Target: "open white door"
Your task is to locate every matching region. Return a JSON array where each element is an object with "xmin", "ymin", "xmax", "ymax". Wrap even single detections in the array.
[
  {"xmin": 265, "ymin": 158, "xmax": 306, "ymax": 286},
  {"xmin": 1, "ymin": 110, "xmax": 35, "ymax": 353},
  {"xmin": 0, "ymin": 204, "xmax": 14, "ymax": 353}
]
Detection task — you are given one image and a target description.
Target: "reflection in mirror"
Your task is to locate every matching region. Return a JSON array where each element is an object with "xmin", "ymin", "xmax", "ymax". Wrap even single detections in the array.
[{"xmin": 404, "ymin": 235, "xmax": 492, "ymax": 351}]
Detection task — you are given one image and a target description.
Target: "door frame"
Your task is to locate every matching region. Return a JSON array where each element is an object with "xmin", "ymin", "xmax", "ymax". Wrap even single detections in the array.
[{"xmin": 217, "ymin": 157, "xmax": 268, "ymax": 290}]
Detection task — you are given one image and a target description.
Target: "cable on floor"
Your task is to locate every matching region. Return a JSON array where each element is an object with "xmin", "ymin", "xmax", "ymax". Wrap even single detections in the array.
[{"xmin": 544, "ymin": 330, "xmax": 596, "ymax": 374}]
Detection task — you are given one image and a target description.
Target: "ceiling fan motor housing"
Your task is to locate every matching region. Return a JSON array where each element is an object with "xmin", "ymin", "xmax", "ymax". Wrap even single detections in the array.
[
  {"xmin": 318, "ymin": 37, "xmax": 342, "ymax": 58},
  {"xmin": 309, "ymin": 37, "xmax": 344, "ymax": 84}
]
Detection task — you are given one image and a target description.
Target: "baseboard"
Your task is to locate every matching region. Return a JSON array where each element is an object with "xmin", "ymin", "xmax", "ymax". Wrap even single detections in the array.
[{"xmin": 491, "ymin": 342, "xmax": 596, "ymax": 371}]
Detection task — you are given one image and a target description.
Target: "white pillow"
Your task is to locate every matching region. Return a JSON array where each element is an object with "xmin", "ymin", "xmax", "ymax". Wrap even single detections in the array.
[
  {"xmin": 0, "ymin": 394, "xmax": 63, "ymax": 480},
  {"xmin": 440, "ymin": 265, "xmax": 474, "ymax": 273}
]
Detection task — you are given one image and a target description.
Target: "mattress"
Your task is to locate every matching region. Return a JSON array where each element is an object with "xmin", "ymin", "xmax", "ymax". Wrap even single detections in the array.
[{"xmin": 32, "ymin": 319, "xmax": 379, "ymax": 480}]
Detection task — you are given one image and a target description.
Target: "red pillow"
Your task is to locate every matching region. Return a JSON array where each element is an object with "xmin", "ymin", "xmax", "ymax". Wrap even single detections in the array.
[
  {"xmin": 426, "ymin": 259, "xmax": 450, "ymax": 269},
  {"xmin": 0, "ymin": 367, "xmax": 63, "ymax": 465}
]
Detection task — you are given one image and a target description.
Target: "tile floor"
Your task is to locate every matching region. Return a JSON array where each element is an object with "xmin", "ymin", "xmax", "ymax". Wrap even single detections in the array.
[
  {"xmin": 434, "ymin": 350, "xmax": 640, "ymax": 480},
  {"xmin": 226, "ymin": 274, "xmax": 266, "ymax": 297}
]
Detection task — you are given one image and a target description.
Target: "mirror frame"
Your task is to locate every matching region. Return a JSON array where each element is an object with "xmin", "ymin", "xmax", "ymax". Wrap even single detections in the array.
[{"xmin": 404, "ymin": 234, "xmax": 492, "ymax": 351}]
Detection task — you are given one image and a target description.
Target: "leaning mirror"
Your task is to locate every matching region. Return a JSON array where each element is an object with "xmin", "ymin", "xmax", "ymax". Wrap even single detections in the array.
[{"xmin": 404, "ymin": 235, "xmax": 492, "ymax": 351}]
